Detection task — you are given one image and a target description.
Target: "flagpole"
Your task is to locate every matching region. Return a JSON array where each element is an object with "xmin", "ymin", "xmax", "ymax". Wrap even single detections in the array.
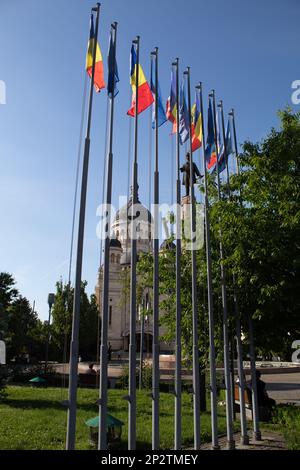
[
  {"xmin": 210, "ymin": 90, "xmax": 235, "ymax": 449},
  {"xmin": 66, "ymin": 2, "xmax": 101, "ymax": 451},
  {"xmin": 184, "ymin": 67, "xmax": 201, "ymax": 450},
  {"xmin": 229, "ymin": 108, "xmax": 240, "ymax": 176},
  {"xmin": 128, "ymin": 35, "xmax": 140, "ymax": 451},
  {"xmin": 197, "ymin": 83, "xmax": 219, "ymax": 449},
  {"xmin": 98, "ymin": 21, "xmax": 118, "ymax": 451},
  {"xmin": 229, "ymin": 108, "xmax": 261, "ymax": 441},
  {"xmin": 230, "ymin": 332, "xmax": 236, "ymax": 422},
  {"xmin": 233, "ymin": 285, "xmax": 249, "ymax": 444},
  {"xmin": 213, "ymin": 93, "xmax": 235, "ymax": 449},
  {"xmin": 174, "ymin": 58, "xmax": 182, "ymax": 450},
  {"xmin": 151, "ymin": 47, "xmax": 160, "ymax": 450},
  {"xmin": 219, "ymin": 101, "xmax": 249, "ymax": 446},
  {"xmin": 248, "ymin": 313, "xmax": 261, "ymax": 440}
]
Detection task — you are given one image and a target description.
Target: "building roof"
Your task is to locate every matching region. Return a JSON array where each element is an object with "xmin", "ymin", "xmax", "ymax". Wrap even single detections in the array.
[
  {"xmin": 86, "ymin": 414, "xmax": 124, "ymax": 428},
  {"xmin": 114, "ymin": 186, "xmax": 152, "ymax": 225}
]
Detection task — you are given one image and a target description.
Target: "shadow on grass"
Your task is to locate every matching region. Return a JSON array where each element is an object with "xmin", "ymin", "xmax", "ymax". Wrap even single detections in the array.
[{"xmin": 2, "ymin": 398, "xmax": 99, "ymax": 412}]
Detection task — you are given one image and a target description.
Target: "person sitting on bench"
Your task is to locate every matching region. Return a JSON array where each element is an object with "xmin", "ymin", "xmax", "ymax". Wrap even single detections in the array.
[
  {"xmin": 252, "ymin": 370, "xmax": 276, "ymax": 409},
  {"xmin": 86, "ymin": 363, "xmax": 96, "ymax": 375}
]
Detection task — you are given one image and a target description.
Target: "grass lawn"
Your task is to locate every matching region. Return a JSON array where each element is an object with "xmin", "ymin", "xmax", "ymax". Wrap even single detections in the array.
[
  {"xmin": 0, "ymin": 386, "xmax": 240, "ymax": 450},
  {"xmin": 261, "ymin": 404, "xmax": 300, "ymax": 450}
]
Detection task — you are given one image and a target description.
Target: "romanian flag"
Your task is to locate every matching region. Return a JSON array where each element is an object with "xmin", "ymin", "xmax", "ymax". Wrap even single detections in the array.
[
  {"xmin": 205, "ymin": 99, "xmax": 217, "ymax": 170},
  {"xmin": 191, "ymin": 92, "xmax": 202, "ymax": 152},
  {"xmin": 166, "ymin": 68, "xmax": 177, "ymax": 133},
  {"xmin": 127, "ymin": 45, "xmax": 154, "ymax": 116},
  {"xmin": 86, "ymin": 15, "xmax": 105, "ymax": 92}
]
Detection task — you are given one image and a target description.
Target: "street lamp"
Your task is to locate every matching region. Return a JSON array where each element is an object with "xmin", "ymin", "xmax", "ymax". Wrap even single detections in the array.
[{"xmin": 45, "ymin": 293, "xmax": 55, "ymax": 374}]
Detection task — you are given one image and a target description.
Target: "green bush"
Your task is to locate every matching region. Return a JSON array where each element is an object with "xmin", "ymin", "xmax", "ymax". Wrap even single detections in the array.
[
  {"xmin": 272, "ymin": 404, "xmax": 300, "ymax": 450},
  {"xmin": 117, "ymin": 362, "xmax": 152, "ymax": 390},
  {"xmin": 6, "ymin": 365, "xmax": 55, "ymax": 384},
  {"xmin": 141, "ymin": 363, "xmax": 152, "ymax": 390},
  {"xmin": 0, "ymin": 367, "xmax": 8, "ymax": 400}
]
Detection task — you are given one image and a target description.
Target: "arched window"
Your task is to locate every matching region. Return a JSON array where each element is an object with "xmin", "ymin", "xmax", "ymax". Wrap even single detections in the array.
[
  {"xmin": 116, "ymin": 254, "xmax": 120, "ymax": 263},
  {"xmin": 111, "ymin": 253, "xmax": 115, "ymax": 263}
]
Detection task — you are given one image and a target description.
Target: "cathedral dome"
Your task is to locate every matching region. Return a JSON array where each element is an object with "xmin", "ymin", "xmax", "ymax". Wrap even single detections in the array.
[
  {"xmin": 112, "ymin": 186, "xmax": 153, "ymax": 255},
  {"xmin": 114, "ymin": 190, "xmax": 152, "ymax": 225}
]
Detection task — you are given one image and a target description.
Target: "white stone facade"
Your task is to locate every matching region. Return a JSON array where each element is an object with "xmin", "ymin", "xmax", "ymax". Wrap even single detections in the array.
[{"xmin": 95, "ymin": 194, "xmax": 173, "ymax": 354}]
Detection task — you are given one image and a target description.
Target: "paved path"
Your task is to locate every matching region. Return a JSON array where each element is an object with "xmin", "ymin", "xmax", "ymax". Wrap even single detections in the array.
[
  {"xmin": 245, "ymin": 371, "xmax": 300, "ymax": 405},
  {"xmin": 54, "ymin": 363, "xmax": 300, "ymax": 405},
  {"xmin": 201, "ymin": 431, "xmax": 286, "ymax": 450}
]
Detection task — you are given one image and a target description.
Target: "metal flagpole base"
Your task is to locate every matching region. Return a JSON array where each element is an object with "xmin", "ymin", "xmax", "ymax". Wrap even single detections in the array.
[
  {"xmin": 253, "ymin": 431, "xmax": 262, "ymax": 441},
  {"xmin": 240, "ymin": 435, "xmax": 250, "ymax": 445},
  {"xmin": 226, "ymin": 440, "xmax": 235, "ymax": 450},
  {"xmin": 211, "ymin": 445, "xmax": 221, "ymax": 450}
]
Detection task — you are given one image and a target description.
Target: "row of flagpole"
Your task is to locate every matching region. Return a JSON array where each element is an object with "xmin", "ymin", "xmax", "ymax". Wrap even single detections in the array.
[
  {"xmin": 212, "ymin": 91, "xmax": 235, "ymax": 449},
  {"xmin": 219, "ymin": 100, "xmax": 248, "ymax": 445},
  {"xmin": 65, "ymin": 2, "xmax": 261, "ymax": 451}
]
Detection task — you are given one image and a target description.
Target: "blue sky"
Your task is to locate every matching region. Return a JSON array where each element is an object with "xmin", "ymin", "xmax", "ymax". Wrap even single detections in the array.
[{"xmin": 0, "ymin": 0, "xmax": 299, "ymax": 321}]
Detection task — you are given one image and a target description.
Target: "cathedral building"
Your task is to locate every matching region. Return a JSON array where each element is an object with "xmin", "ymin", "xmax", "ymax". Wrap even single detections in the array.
[{"xmin": 95, "ymin": 190, "xmax": 174, "ymax": 354}]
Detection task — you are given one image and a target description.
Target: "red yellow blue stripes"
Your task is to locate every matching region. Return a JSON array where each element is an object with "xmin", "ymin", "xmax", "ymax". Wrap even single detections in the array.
[
  {"xmin": 127, "ymin": 45, "xmax": 154, "ymax": 116},
  {"xmin": 191, "ymin": 93, "xmax": 202, "ymax": 152},
  {"xmin": 205, "ymin": 99, "xmax": 217, "ymax": 170},
  {"xmin": 166, "ymin": 68, "xmax": 177, "ymax": 133},
  {"xmin": 86, "ymin": 15, "xmax": 105, "ymax": 92}
]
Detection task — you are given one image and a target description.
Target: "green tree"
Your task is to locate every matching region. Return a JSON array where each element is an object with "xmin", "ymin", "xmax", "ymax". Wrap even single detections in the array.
[
  {"xmin": 0, "ymin": 273, "xmax": 46, "ymax": 361},
  {"xmin": 51, "ymin": 281, "xmax": 99, "ymax": 361},
  {"xmin": 137, "ymin": 245, "xmax": 211, "ymax": 367},
  {"xmin": 215, "ymin": 109, "xmax": 300, "ymax": 358},
  {"xmin": 0, "ymin": 272, "xmax": 18, "ymax": 308},
  {"xmin": 137, "ymin": 109, "xmax": 300, "ymax": 363},
  {"xmin": 6, "ymin": 296, "xmax": 40, "ymax": 361},
  {"xmin": 0, "ymin": 272, "xmax": 18, "ymax": 340}
]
